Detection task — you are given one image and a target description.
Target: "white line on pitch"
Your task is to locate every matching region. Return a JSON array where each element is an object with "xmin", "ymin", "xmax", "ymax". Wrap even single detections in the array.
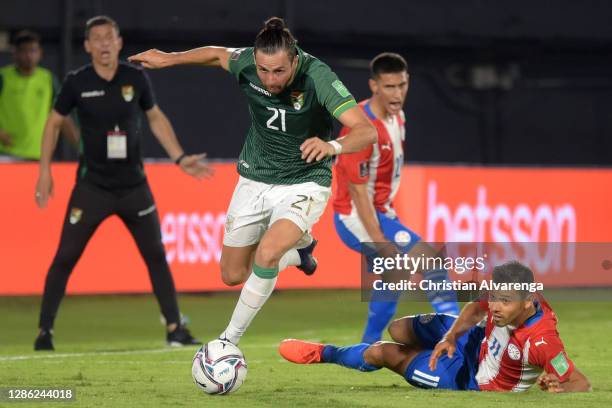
[
  {"xmin": 0, "ymin": 343, "xmax": 284, "ymax": 362},
  {"xmin": 0, "ymin": 347, "xmax": 187, "ymax": 362}
]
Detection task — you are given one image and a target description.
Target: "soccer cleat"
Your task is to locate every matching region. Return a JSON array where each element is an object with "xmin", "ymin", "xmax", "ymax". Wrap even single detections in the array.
[
  {"xmin": 34, "ymin": 329, "xmax": 54, "ymax": 351},
  {"xmin": 279, "ymin": 339, "xmax": 325, "ymax": 364},
  {"xmin": 166, "ymin": 326, "xmax": 202, "ymax": 347},
  {"xmin": 297, "ymin": 239, "xmax": 318, "ymax": 276}
]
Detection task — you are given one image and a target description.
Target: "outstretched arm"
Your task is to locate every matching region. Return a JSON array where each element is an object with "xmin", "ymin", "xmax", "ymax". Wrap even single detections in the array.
[
  {"xmin": 146, "ymin": 105, "xmax": 213, "ymax": 180},
  {"xmin": 129, "ymin": 46, "xmax": 234, "ymax": 71},
  {"xmin": 537, "ymin": 368, "xmax": 591, "ymax": 393}
]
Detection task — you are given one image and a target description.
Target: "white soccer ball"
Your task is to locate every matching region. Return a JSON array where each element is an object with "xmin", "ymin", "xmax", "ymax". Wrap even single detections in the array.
[{"xmin": 191, "ymin": 339, "xmax": 247, "ymax": 395}]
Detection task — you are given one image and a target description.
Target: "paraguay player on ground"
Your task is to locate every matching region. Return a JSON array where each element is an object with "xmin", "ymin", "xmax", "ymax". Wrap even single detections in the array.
[
  {"xmin": 333, "ymin": 53, "xmax": 459, "ymax": 344},
  {"xmin": 129, "ymin": 17, "xmax": 377, "ymax": 346},
  {"xmin": 280, "ymin": 261, "xmax": 591, "ymax": 393}
]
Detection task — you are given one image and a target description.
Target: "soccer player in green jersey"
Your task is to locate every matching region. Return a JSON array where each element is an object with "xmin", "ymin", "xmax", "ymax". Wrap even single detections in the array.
[{"xmin": 129, "ymin": 17, "xmax": 376, "ymax": 345}]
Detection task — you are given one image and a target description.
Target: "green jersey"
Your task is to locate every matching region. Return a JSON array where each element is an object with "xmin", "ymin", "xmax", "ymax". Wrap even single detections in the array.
[
  {"xmin": 228, "ymin": 47, "xmax": 357, "ymax": 187},
  {"xmin": 0, "ymin": 65, "xmax": 57, "ymax": 159}
]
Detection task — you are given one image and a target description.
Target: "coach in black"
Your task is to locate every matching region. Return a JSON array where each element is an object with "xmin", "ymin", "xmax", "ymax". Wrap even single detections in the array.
[{"xmin": 34, "ymin": 15, "xmax": 211, "ymax": 351}]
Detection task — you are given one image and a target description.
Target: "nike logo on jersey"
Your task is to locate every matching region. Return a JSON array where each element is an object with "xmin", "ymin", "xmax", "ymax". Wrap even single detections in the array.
[
  {"xmin": 535, "ymin": 337, "xmax": 547, "ymax": 347},
  {"xmin": 381, "ymin": 143, "xmax": 392, "ymax": 150}
]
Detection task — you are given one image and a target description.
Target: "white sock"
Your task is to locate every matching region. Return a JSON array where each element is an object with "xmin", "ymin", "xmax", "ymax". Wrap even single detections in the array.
[
  {"xmin": 278, "ymin": 248, "xmax": 301, "ymax": 271},
  {"xmin": 220, "ymin": 271, "xmax": 277, "ymax": 345}
]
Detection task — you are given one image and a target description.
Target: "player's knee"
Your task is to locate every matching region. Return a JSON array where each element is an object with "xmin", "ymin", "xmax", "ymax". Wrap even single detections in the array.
[
  {"xmin": 388, "ymin": 319, "xmax": 403, "ymax": 342},
  {"xmin": 388, "ymin": 317, "xmax": 415, "ymax": 345},
  {"xmin": 255, "ymin": 244, "xmax": 282, "ymax": 268},
  {"xmin": 363, "ymin": 342, "xmax": 385, "ymax": 366},
  {"xmin": 220, "ymin": 261, "xmax": 248, "ymax": 286},
  {"xmin": 221, "ymin": 270, "xmax": 246, "ymax": 286}
]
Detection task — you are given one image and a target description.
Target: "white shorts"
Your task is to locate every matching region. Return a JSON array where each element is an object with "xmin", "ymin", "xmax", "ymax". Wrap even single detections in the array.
[{"xmin": 223, "ymin": 176, "xmax": 331, "ymax": 247}]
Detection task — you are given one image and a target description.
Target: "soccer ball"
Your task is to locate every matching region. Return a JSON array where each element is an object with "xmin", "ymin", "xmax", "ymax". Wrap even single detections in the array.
[{"xmin": 191, "ymin": 339, "xmax": 247, "ymax": 395}]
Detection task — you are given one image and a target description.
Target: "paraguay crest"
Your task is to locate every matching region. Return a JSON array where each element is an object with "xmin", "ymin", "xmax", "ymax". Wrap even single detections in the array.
[
  {"xmin": 291, "ymin": 90, "xmax": 304, "ymax": 110},
  {"xmin": 69, "ymin": 208, "xmax": 83, "ymax": 224},
  {"xmin": 121, "ymin": 85, "xmax": 134, "ymax": 102}
]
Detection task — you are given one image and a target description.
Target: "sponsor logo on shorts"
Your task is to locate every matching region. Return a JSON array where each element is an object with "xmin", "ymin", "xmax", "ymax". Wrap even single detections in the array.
[
  {"xmin": 69, "ymin": 208, "xmax": 82, "ymax": 224},
  {"xmin": 138, "ymin": 204, "xmax": 156, "ymax": 217},
  {"xmin": 507, "ymin": 343, "xmax": 521, "ymax": 360},
  {"xmin": 394, "ymin": 230, "xmax": 412, "ymax": 247},
  {"xmin": 419, "ymin": 314, "xmax": 435, "ymax": 324}
]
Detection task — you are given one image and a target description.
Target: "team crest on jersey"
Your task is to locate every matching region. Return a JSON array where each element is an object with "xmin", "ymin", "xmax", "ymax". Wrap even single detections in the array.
[
  {"xmin": 121, "ymin": 85, "xmax": 134, "ymax": 102},
  {"xmin": 69, "ymin": 208, "xmax": 83, "ymax": 225},
  {"xmin": 507, "ymin": 343, "xmax": 521, "ymax": 360},
  {"xmin": 291, "ymin": 91, "xmax": 304, "ymax": 110}
]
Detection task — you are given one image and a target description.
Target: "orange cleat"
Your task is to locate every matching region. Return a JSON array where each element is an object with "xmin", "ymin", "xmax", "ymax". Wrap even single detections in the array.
[{"xmin": 279, "ymin": 339, "xmax": 326, "ymax": 364}]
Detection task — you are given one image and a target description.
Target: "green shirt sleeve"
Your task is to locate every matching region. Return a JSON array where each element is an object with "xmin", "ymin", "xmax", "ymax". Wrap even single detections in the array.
[
  {"xmin": 310, "ymin": 61, "xmax": 357, "ymax": 119},
  {"xmin": 228, "ymin": 47, "xmax": 253, "ymax": 80}
]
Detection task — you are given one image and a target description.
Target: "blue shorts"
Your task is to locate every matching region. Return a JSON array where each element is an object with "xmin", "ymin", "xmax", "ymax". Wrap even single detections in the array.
[
  {"xmin": 334, "ymin": 211, "xmax": 421, "ymax": 256},
  {"xmin": 404, "ymin": 313, "xmax": 484, "ymax": 391}
]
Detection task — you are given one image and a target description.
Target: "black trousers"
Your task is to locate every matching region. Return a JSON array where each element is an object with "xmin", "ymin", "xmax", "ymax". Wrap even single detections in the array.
[{"xmin": 38, "ymin": 180, "xmax": 181, "ymax": 330}]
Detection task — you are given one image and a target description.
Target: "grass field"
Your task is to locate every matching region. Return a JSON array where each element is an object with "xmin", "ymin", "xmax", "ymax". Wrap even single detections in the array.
[{"xmin": 0, "ymin": 290, "xmax": 610, "ymax": 407}]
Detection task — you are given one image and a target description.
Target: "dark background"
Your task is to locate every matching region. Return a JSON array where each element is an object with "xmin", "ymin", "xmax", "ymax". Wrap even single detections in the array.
[{"xmin": 2, "ymin": 0, "xmax": 612, "ymax": 165}]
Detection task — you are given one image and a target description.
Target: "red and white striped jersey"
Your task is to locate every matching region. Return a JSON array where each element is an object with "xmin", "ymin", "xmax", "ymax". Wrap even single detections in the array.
[
  {"xmin": 333, "ymin": 100, "xmax": 405, "ymax": 216},
  {"xmin": 476, "ymin": 295, "xmax": 575, "ymax": 392}
]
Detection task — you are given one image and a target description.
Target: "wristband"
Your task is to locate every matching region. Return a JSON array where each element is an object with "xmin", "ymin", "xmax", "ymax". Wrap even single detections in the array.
[
  {"xmin": 175, "ymin": 153, "xmax": 187, "ymax": 165},
  {"xmin": 328, "ymin": 140, "xmax": 342, "ymax": 155}
]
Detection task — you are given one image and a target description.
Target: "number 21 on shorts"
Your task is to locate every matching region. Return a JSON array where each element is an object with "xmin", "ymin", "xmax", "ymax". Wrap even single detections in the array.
[{"xmin": 291, "ymin": 195, "xmax": 314, "ymax": 216}]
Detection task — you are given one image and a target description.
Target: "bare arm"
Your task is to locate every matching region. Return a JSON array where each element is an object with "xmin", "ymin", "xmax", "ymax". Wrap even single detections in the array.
[
  {"xmin": 60, "ymin": 116, "xmax": 80, "ymax": 147},
  {"xmin": 146, "ymin": 105, "xmax": 213, "ymax": 180},
  {"xmin": 348, "ymin": 182, "xmax": 386, "ymax": 242},
  {"xmin": 300, "ymin": 106, "xmax": 377, "ymax": 162},
  {"xmin": 538, "ymin": 368, "xmax": 592, "ymax": 393},
  {"xmin": 35, "ymin": 110, "xmax": 65, "ymax": 208},
  {"xmin": 335, "ymin": 105, "xmax": 378, "ymax": 153},
  {"xmin": 429, "ymin": 301, "xmax": 486, "ymax": 370},
  {"xmin": 129, "ymin": 46, "xmax": 233, "ymax": 71}
]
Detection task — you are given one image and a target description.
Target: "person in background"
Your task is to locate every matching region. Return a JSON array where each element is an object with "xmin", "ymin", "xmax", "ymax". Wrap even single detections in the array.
[{"xmin": 0, "ymin": 30, "xmax": 78, "ymax": 159}]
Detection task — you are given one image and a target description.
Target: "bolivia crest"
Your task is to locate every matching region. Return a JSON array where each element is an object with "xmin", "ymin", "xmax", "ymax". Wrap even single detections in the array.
[
  {"xmin": 291, "ymin": 91, "xmax": 304, "ymax": 110},
  {"xmin": 121, "ymin": 85, "xmax": 134, "ymax": 102},
  {"xmin": 69, "ymin": 208, "xmax": 83, "ymax": 224}
]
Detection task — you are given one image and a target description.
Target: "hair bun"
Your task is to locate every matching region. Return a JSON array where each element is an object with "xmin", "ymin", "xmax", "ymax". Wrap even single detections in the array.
[{"xmin": 264, "ymin": 17, "xmax": 286, "ymax": 31}]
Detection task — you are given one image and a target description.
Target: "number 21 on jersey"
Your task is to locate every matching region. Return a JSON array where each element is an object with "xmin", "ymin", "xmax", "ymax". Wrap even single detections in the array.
[{"xmin": 266, "ymin": 107, "xmax": 286, "ymax": 132}]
